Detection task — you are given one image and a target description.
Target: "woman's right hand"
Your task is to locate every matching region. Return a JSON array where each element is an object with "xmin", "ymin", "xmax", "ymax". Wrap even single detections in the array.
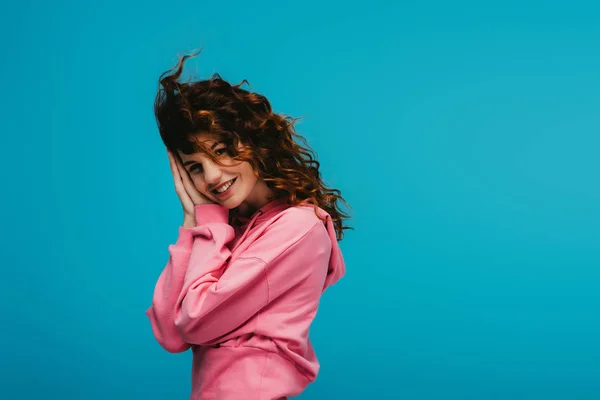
[{"xmin": 167, "ymin": 149, "xmax": 215, "ymax": 227}]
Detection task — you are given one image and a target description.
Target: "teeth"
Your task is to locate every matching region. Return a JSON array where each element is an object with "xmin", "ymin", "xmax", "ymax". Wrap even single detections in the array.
[{"xmin": 214, "ymin": 179, "xmax": 234, "ymax": 194}]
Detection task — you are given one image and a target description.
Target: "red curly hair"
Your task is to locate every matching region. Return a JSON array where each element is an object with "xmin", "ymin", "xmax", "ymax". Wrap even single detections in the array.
[{"xmin": 154, "ymin": 50, "xmax": 351, "ymax": 241}]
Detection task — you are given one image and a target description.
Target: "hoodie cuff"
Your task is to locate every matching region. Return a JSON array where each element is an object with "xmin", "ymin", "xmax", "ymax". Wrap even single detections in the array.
[
  {"xmin": 194, "ymin": 204, "xmax": 230, "ymax": 226},
  {"xmin": 173, "ymin": 226, "xmax": 194, "ymax": 250}
]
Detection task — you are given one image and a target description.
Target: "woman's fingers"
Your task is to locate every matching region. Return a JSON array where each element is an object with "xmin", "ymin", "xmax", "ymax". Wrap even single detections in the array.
[
  {"xmin": 173, "ymin": 151, "xmax": 214, "ymax": 205},
  {"xmin": 172, "ymin": 152, "xmax": 195, "ymax": 197},
  {"xmin": 168, "ymin": 150, "xmax": 183, "ymax": 193},
  {"xmin": 167, "ymin": 150, "xmax": 195, "ymax": 213}
]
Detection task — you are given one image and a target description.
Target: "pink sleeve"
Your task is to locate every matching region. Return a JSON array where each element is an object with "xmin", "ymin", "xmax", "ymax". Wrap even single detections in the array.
[
  {"xmin": 145, "ymin": 225, "xmax": 196, "ymax": 353},
  {"xmin": 146, "ymin": 204, "xmax": 330, "ymax": 351}
]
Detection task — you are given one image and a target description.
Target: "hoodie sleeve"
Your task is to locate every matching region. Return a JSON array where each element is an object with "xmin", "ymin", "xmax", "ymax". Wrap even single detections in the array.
[
  {"xmin": 146, "ymin": 203, "xmax": 331, "ymax": 352},
  {"xmin": 145, "ymin": 225, "xmax": 195, "ymax": 353}
]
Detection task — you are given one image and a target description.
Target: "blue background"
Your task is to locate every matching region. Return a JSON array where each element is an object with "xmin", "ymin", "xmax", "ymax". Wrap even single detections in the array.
[{"xmin": 2, "ymin": 1, "xmax": 599, "ymax": 399}]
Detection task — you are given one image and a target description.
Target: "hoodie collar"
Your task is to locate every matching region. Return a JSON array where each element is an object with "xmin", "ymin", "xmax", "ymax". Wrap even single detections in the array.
[{"xmin": 231, "ymin": 197, "xmax": 290, "ymax": 228}]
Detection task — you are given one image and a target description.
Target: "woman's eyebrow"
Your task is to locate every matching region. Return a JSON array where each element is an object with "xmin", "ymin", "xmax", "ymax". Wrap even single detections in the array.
[{"xmin": 182, "ymin": 142, "xmax": 223, "ymax": 166}]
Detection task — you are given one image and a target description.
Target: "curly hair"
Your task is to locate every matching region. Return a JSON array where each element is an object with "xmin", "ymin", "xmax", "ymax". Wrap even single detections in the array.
[{"xmin": 153, "ymin": 50, "xmax": 352, "ymax": 241}]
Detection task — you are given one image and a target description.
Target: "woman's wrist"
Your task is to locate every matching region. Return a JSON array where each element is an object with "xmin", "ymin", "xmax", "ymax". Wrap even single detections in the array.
[{"xmin": 183, "ymin": 216, "xmax": 195, "ymax": 228}]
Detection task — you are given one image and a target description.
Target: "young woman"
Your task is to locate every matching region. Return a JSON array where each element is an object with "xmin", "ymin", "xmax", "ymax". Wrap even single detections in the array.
[{"xmin": 146, "ymin": 51, "xmax": 351, "ymax": 400}]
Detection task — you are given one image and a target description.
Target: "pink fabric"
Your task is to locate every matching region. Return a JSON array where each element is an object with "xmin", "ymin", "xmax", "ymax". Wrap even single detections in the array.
[{"xmin": 146, "ymin": 198, "xmax": 345, "ymax": 399}]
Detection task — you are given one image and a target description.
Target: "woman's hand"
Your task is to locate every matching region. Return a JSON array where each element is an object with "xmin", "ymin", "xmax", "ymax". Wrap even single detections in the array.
[{"xmin": 167, "ymin": 149, "xmax": 215, "ymax": 227}]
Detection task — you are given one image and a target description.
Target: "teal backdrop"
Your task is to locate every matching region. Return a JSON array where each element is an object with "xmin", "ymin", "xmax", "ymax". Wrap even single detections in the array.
[{"xmin": 1, "ymin": 1, "xmax": 599, "ymax": 399}]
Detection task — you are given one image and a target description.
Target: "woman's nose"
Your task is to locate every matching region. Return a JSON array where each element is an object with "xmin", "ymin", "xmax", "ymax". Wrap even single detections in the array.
[{"xmin": 203, "ymin": 162, "xmax": 222, "ymax": 185}]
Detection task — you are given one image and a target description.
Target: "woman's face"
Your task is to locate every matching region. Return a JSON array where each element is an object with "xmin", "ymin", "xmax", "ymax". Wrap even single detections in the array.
[{"xmin": 177, "ymin": 132, "xmax": 273, "ymax": 214}]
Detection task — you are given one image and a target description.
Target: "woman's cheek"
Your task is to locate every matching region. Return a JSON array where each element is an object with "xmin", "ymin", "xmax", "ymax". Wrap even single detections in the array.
[{"xmin": 191, "ymin": 177, "xmax": 203, "ymax": 194}]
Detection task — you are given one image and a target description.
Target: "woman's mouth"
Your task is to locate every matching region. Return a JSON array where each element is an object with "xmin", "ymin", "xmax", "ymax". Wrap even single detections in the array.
[{"xmin": 212, "ymin": 178, "xmax": 237, "ymax": 198}]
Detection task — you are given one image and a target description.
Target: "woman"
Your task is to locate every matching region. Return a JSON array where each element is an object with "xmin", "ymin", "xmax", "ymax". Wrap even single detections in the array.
[{"xmin": 146, "ymin": 51, "xmax": 351, "ymax": 400}]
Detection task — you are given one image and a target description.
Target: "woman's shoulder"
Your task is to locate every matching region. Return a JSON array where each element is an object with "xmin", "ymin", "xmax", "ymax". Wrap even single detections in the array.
[
  {"xmin": 279, "ymin": 202, "xmax": 326, "ymax": 223},
  {"xmin": 262, "ymin": 202, "xmax": 329, "ymax": 239},
  {"xmin": 248, "ymin": 204, "xmax": 330, "ymax": 259}
]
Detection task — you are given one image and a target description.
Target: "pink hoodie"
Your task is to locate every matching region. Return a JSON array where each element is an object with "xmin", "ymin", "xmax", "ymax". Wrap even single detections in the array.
[{"xmin": 146, "ymin": 197, "xmax": 345, "ymax": 399}]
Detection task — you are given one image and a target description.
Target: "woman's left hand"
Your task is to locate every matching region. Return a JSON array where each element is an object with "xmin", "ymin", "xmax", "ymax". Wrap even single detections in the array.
[{"xmin": 167, "ymin": 149, "xmax": 215, "ymax": 227}]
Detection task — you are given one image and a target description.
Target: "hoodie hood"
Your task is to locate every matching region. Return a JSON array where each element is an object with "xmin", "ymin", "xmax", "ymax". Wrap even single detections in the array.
[
  {"xmin": 318, "ymin": 207, "xmax": 346, "ymax": 290},
  {"xmin": 231, "ymin": 197, "xmax": 346, "ymax": 291}
]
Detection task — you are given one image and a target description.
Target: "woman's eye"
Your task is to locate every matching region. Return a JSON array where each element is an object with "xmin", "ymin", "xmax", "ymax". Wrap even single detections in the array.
[
  {"xmin": 189, "ymin": 165, "xmax": 202, "ymax": 173},
  {"xmin": 215, "ymin": 148, "xmax": 227, "ymax": 156}
]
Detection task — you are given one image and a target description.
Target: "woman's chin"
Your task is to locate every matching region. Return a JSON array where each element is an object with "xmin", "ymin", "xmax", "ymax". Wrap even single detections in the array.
[
  {"xmin": 215, "ymin": 195, "xmax": 243, "ymax": 211},
  {"xmin": 233, "ymin": 201, "xmax": 251, "ymax": 215}
]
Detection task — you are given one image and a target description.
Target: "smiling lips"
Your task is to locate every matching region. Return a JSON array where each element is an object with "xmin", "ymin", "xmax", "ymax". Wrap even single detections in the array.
[{"xmin": 212, "ymin": 178, "xmax": 236, "ymax": 195}]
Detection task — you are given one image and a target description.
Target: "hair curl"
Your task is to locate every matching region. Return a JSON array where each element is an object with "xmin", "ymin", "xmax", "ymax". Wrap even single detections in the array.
[{"xmin": 154, "ymin": 50, "xmax": 352, "ymax": 241}]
